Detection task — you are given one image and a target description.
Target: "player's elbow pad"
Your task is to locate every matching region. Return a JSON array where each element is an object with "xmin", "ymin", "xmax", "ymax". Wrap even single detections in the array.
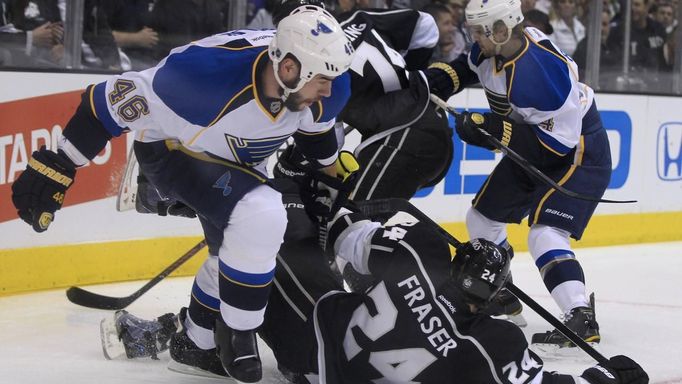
[{"xmin": 62, "ymin": 89, "xmax": 114, "ymax": 160}]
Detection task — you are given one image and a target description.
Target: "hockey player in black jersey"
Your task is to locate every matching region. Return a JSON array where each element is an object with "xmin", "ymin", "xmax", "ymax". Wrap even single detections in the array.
[
  {"xmin": 274, "ymin": 0, "xmax": 454, "ymax": 202},
  {"xmin": 271, "ymin": 0, "xmax": 472, "ymax": 297}
]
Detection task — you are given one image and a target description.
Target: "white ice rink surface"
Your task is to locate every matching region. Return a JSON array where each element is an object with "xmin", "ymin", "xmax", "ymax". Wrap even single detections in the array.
[{"xmin": 1, "ymin": 241, "xmax": 681, "ymax": 384}]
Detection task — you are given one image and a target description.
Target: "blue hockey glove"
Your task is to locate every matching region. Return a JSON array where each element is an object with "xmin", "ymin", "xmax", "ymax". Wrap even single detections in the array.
[
  {"xmin": 582, "ymin": 355, "xmax": 649, "ymax": 384},
  {"xmin": 11, "ymin": 146, "xmax": 76, "ymax": 232}
]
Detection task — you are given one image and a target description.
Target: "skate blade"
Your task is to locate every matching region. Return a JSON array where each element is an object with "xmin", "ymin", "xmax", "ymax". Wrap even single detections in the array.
[
  {"xmin": 530, "ymin": 341, "xmax": 600, "ymax": 362},
  {"xmin": 100, "ymin": 316, "xmax": 126, "ymax": 360},
  {"xmin": 167, "ymin": 360, "xmax": 232, "ymax": 381}
]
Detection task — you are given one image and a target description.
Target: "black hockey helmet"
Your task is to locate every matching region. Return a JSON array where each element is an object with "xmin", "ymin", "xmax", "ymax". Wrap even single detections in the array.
[
  {"xmin": 273, "ymin": 0, "xmax": 327, "ymax": 25},
  {"xmin": 450, "ymin": 239, "xmax": 511, "ymax": 306}
]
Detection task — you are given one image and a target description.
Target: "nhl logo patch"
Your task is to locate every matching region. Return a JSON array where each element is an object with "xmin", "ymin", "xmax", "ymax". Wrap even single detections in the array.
[
  {"xmin": 270, "ymin": 101, "xmax": 282, "ymax": 114},
  {"xmin": 538, "ymin": 118, "xmax": 554, "ymax": 132}
]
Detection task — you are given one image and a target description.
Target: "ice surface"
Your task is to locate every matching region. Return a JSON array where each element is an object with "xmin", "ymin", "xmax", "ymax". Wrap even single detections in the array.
[{"xmin": 0, "ymin": 242, "xmax": 680, "ymax": 384}]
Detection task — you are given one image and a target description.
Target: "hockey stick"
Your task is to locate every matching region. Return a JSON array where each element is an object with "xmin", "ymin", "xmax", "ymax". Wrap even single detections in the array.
[
  {"xmin": 66, "ymin": 239, "xmax": 207, "ymax": 310},
  {"xmin": 116, "ymin": 146, "xmax": 139, "ymax": 212},
  {"xmin": 356, "ymin": 198, "xmax": 608, "ymax": 364},
  {"xmin": 429, "ymin": 94, "xmax": 636, "ymax": 204}
]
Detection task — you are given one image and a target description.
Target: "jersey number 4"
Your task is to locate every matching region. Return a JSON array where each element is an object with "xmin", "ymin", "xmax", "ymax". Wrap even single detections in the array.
[{"xmin": 343, "ymin": 282, "xmax": 437, "ymax": 382}]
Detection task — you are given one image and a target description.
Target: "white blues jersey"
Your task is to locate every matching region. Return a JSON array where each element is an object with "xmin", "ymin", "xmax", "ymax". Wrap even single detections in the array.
[
  {"xmin": 467, "ymin": 27, "xmax": 594, "ymax": 156},
  {"xmin": 88, "ymin": 29, "xmax": 349, "ymax": 174}
]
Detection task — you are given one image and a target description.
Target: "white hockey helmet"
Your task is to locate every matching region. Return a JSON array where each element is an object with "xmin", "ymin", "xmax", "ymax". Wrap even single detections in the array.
[
  {"xmin": 269, "ymin": 5, "xmax": 354, "ymax": 97},
  {"xmin": 465, "ymin": 0, "xmax": 524, "ymax": 44}
]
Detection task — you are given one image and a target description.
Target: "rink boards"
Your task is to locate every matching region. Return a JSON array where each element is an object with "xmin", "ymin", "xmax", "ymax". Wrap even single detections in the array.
[{"xmin": 1, "ymin": 71, "xmax": 680, "ymax": 294}]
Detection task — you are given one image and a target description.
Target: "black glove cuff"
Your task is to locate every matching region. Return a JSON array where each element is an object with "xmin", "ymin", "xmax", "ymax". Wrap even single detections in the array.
[{"xmin": 425, "ymin": 62, "xmax": 460, "ymax": 99}]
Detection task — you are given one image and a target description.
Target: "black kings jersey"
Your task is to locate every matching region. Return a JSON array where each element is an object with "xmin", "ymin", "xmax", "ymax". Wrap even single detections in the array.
[
  {"xmin": 315, "ymin": 221, "xmax": 549, "ymax": 384},
  {"xmin": 336, "ymin": 9, "xmax": 437, "ymax": 136}
]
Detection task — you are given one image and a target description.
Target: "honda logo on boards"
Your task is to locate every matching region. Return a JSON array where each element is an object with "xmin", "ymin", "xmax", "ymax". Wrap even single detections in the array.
[{"xmin": 657, "ymin": 122, "xmax": 682, "ymax": 181}]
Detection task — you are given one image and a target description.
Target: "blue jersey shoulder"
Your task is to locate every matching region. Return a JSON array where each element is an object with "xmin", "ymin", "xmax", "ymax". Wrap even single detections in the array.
[
  {"xmin": 312, "ymin": 72, "xmax": 351, "ymax": 123},
  {"xmin": 152, "ymin": 44, "xmax": 265, "ymax": 126},
  {"xmin": 508, "ymin": 41, "xmax": 572, "ymax": 112}
]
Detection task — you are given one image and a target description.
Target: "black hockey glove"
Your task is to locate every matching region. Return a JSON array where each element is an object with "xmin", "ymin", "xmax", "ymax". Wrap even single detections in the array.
[
  {"xmin": 455, "ymin": 111, "xmax": 511, "ymax": 151},
  {"xmin": 11, "ymin": 146, "xmax": 77, "ymax": 232},
  {"xmin": 582, "ymin": 355, "xmax": 649, "ymax": 384},
  {"xmin": 424, "ymin": 62, "xmax": 460, "ymax": 100},
  {"xmin": 299, "ymin": 151, "xmax": 360, "ymax": 222}
]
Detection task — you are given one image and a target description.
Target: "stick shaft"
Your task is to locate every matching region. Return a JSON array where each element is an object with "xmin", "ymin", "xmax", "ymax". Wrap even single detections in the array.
[{"xmin": 429, "ymin": 94, "xmax": 635, "ymax": 204}]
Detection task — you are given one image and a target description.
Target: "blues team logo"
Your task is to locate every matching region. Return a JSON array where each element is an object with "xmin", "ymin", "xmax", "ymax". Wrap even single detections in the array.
[
  {"xmin": 225, "ymin": 133, "xmax": 289, "ymax": 167},
  {"xmin": 311, "ymin": 20, "xmax": 333, "ymax": 36},
  {"xmin": 656, "ymin": 122, "xmax": 682, "ymax": 181}
]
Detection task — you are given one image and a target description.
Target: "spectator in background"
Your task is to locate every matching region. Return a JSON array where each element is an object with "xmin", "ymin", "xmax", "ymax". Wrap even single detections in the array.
[
  {"xmin": 443, "ymin": 0, "xmax": 468, "ymax": 57},
  {"xmin": 103, "ymin": 0, "xmax": 159, "ymax": 70},
  {"xmin": 524, "ymin": 8, "xmax": 554, "ymax": 34},
  {"xmin": 521, "ymin": 0, "xmax": 538, "ymax": 13},
  {"xmin": 0, "ymin": 0, "xmax": 64, "ymax": 67},
  {"xmin": 549, "ymin": 0, "xmax": 585, "ymax": 55},
  {"xmin": 572, "ymin": 9, "xmax": 623, "ymax": 88},
  {"xmin": 654, "ymin": 1, "xmax": 676, "ymax": 34},
  {"xmin": 608, "ymin": 0, "xmax": 666, "ymax": 86},
  {"xmin": 422, "ymin": 2, "xmax": 456, "ymax": 61},
  {"xmin": 247, "ymin": 0, "xmax": 277, "ymax": 29},
  {"xmin": 54, "ymin": 0, "xmax": 122, "ymax": 70},
  {"xmin": 336, "ymin": 0, "xmax": 373, "ymax": 14},
  {"xmin": 145, "ymin": 0, "xmax": 225, "ymax": 64}
]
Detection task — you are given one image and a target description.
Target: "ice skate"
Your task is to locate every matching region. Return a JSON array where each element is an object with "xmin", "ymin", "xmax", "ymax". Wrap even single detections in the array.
[
  {"xmin": 531, "ymin": 294, "xmax": 600, "ymax": 359},
  {"xmin": 168, "ymin": 308, "xmax": 228, "ymax": 379},
  {"xmin": 214, "ymin": 317, "xmax": 262, "ymax": 383},
  {"xmin": 100, "ymin": 310, "xmax": 177, "ymax": 360}
]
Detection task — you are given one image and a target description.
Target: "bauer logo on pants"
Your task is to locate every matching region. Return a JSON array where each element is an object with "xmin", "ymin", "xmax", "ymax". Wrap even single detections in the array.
[{"xmin": 656, "ymin": 122, "xmax": 682, "ymax": 181}]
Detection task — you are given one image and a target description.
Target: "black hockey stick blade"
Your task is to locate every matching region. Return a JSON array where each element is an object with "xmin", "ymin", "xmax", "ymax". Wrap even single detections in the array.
[
  {"xmin": 357, "ymin": 198, "xmax": 608, "ymax": 364},
  {"xmin": 429, "ymin": 94, "xmax": 636, "ymax": 204},
  {"xmin": 66, "ymin": 239, "xmax": 207, "ymax": 310}
]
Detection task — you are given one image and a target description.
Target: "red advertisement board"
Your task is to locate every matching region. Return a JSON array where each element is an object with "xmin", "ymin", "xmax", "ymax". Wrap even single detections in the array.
[{"xmin": 0, "ymin": 91, "xmax": 127, "ymax": 223}]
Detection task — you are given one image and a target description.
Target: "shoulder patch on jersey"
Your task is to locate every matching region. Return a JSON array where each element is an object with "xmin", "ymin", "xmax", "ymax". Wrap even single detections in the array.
[
  {"xmin": 318, "ymin": 72, "xmax": 351, "ymax": 123},
  {"xmin": 507, "ymin": 42, "xmax": 571, "ymax": 112}
]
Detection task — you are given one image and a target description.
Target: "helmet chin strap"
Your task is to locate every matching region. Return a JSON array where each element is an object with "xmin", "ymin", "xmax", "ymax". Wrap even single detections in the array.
[
  {"xmin": 490, "ymin": 26, "xmax": 513, "ymax": 56},
  {"xmin": 273, "ymin": 64, "xmax": 306, "ymax": 102}
]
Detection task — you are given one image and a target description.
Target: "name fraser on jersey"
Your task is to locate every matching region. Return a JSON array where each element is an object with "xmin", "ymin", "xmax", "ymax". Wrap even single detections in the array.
[{"xmin": 397, "ymin": 275, "xmax": 457, "ymax": 356}]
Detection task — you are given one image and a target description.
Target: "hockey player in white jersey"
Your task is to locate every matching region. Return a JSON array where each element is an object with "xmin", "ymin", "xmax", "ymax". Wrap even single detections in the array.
[
  {"xmin": 10, "ymin": 6, "xmax": 354, "ymax": 382},
  {"xmin": 425, "ymin": 0, "xmax": 612, "ymax": 351}
]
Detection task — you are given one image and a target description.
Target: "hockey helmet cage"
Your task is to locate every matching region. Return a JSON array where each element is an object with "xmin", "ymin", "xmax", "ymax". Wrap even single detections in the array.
[
  {"xmin": 451, "ymin": 238, "xmax": 511, "ymax": 306},
  {"xmin": 273, "ymin": 0, "xmax": 326, "ymax": 26},
  {"xmin": 269, "ymin": 5, "xmax": 355, "ymax": 96},
  {"xmin": 465, "ymin": 0, "xmax": 523, "ymax": 43}
]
